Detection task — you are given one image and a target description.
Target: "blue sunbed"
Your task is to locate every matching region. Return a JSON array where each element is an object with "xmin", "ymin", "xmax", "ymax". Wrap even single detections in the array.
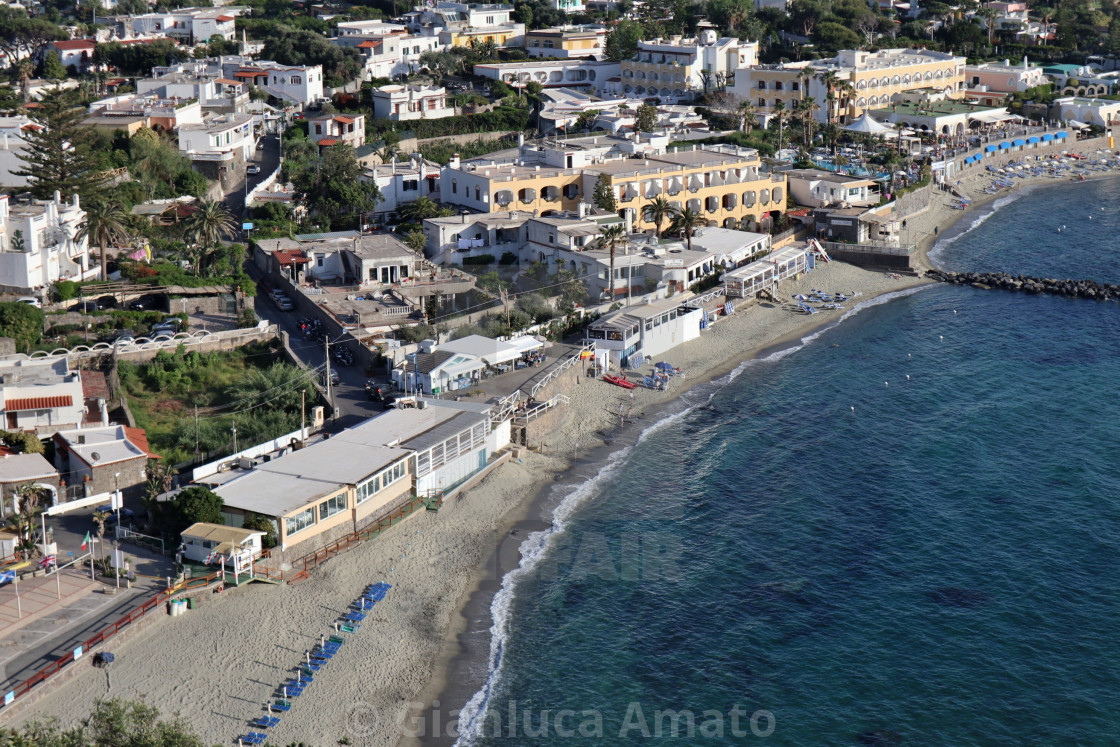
[
  {"xmin": 254, "ymin": 715, "xmax": 281, "ymax": 728},
  {"xmin": 240, "ymin": 733, "xmax": 268, "ymax": 745}
]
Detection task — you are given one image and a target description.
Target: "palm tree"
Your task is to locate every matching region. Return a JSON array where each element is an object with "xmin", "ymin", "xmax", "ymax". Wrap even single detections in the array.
[
  {"xmin": 668, "ymin": 208, "xmax": 706, "ymax": 253},
  {"xmin": 642, "ymin": 196, "xmax": 678, "ymax": 237},
  {"xmin": 374, "ymin": 142, "xmax": 400, "ymax": 164},
  {"xmin": 78, "ymin": 199, "xmax": 130, "ymax": 281},
  {"xmin": 835, "ymin": 81, "xmax": 856, "ymax": 124},
  {"xmin": 737, "ymin": 100, "xmax": 757, "ymax": 134},
  {"xmin": 183, "ymin": 199, "xmax": 236, "ymax": 276},
  {"xmin": 978, "ymin": 4, "xmax": 999, "ymax": 45},
  {"xmin": 594, "ymin": 223, "xmax": 628, "ymax": 301},
  {"xmin": 397, "ymin": 195, "xmax": 441, "ymax": 223},
  {"xmin": 798, "ymin": 97, "xmax": 821, "ymax": 147},
  {"xmin": 16, "ymin": 59, "xmax": 33, "ymax": 104},
  {"xmin": 799, "ymin": 66, "xmax": 815, "ymax": 103},
  {"xmin": 773, "ymin": 100, "xmax": 791, "ymax": 151},
  {"xmin": 817, "ymin": 69, "xmax": 839, "ymax": 125}
]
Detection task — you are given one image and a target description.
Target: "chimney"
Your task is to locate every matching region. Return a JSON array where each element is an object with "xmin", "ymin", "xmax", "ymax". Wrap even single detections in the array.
[
  {"xmin": 578, "ymin": 202, "xmax": 587, "ymax": 218},
  {"xmin": 518, "ymin": 133, "xmax": 524, "ymax": 146},
  {"xmin": 449, "ymin": 153, "xmax": 460, "ymax": 169},
  {"xmin": 78, "ymin": 434, "xmax": 85, "ymax": 444}
]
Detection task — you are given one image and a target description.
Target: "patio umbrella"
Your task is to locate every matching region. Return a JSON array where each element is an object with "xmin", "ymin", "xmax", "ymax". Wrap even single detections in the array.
[
  {"xmin": 842, "ymin": 113, "xmax": 892, "ymax": 135},
  {"xmin": 655, "ymin": 362, "xmax": 675, "ymax": 372}
]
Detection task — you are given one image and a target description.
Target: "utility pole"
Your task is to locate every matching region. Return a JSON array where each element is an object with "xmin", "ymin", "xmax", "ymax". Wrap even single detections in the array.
[
  {"xmin": 232, "ymin": 424, "xmax": 238, "ymax": 453},
  {"xmin": 194, "ymin": 405, "xmax": 200, "ymax": 457},
  {"xmin": 324, "ymin": 337, "xmax": 335, "ymax": 421},
  {"xmin": 301, "ymin": 389, "xmax": 306, "ymax": 440},
  {"xmin": 500, "ymin": 288, "xmax": 510, "ymax": 330}
]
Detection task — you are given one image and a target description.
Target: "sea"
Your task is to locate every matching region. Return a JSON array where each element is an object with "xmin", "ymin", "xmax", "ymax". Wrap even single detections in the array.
[{"xmin": 453, "ymin": 177, "xmax": 1120, "ymax": 746}]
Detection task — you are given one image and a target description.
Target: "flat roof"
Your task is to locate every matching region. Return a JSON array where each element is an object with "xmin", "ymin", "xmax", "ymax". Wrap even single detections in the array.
[
  {"xmin": 649, "ymin": 150, "xmax": 757, "ymax": 168},
  {"xmin": 181, "ymin": 522, "xmax": 264, "ymax": 543},
  {"xmin": 687, "ymin": 227, "xmax": 770, "ymax": 256},
  {"xmin": 215, "ymin": 440, "xmax": 411, "ymax": 516},
  {"xmin": 438, "ymin": 334, "xmax": 521, "ymax": 364},
  {"xmin": 0, "ymin": 453, "xmax": 56, "ymax": 483}
]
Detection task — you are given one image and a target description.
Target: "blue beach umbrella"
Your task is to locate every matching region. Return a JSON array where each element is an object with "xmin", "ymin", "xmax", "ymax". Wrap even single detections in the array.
[{"xmin": 655, "ymin": 362, "xmax": 675, "ymax": 372}]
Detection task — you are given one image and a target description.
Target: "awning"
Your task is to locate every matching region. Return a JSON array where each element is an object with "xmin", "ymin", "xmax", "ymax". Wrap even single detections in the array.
[
  {"xmin": 985, "ymin": 144, "xmax": 998, "ymax": 152},
  {"xmin": 964, "ymin": 156, "xmax": 975, "ymax": 163},
  {"xmin": 1041, "ymin": 133, "xmax": 1054, "ymax": 141},
  {"xmin": 1012, "ymin": 138, "xmax": 1026, "ymax": 146},
  {"xmin": 519, "ymin": 188, "xmax": 537, "ymax": 203},
  {"xmin": 687, "ymin": 198, "xmax": 701, "ymax": 212},
  {"xmin": 1027, "ymin": 135, "xmax": 1040, "ymax": 143},
  {"xmin": 623, "ymin": 183, "xmax": 638, "ymax": 200},
  {"xmin": 999, "ymin": 141, "xmax": 1011, "ymax": 150},
  {"xmin": 494, "ymin": 189, "xmax": 513, "ymax": 205},
  {"xmin": 688, "ymin": 175, "xmax": 703, "ymax": 191},
  {"xmin": 645, "ymin": 181, "xmax": 662, "ymax": 197},
  {"xmin": 1056, "ymin": 130, "xmax": 1070, "ymax": 138},
  {"xmin": 1067, "ymin": 121, "xmax": 1088, "ymax": 130}
]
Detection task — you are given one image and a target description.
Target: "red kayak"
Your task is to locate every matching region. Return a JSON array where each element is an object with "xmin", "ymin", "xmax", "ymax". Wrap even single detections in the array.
[{"xmin": 602, "ymin": 374, "xmax": 636, "ymax": 389}]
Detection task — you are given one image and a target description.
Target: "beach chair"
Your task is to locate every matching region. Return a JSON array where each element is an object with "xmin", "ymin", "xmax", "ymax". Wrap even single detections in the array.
[
  {"xmin": 339, "ymin": 623, "xmax": 359, "ymax": 633},
  {"xmin": 273, "ymin": 699, "xmax": 292, "ymax": 712},
  {"xmin": 239, "ymin": 733, "xmax": 268, "ymax": 745},
  {"xmin": 328, "ymin": 635, "xmax": 345, "ymax": 644},
  {"xmin": 343, "ymin": 611, "xmax": 366, "ymax": 622},
  {"xmin": 254, "ymin": 715, "xmax": 281, "ymax": 728}
]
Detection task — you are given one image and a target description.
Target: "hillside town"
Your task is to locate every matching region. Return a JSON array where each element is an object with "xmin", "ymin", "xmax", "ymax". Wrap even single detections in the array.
[{"xmin": 0, "ymin": 0, "xmax": 1117, "ymax": 739}]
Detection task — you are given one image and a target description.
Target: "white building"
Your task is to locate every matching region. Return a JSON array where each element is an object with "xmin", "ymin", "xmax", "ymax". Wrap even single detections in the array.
[
  {"xmin": 785, "ymin": 168, "xmax": 880, "ymax": 208},
  {"xmin": 422, "ymin": 209, "xmax": 533, "ymax": 264},
  {"xmin": 178, "ymin": 113, "xmax": 255, "ymax": 161},
  {"xmin": 619, "ymin": 25, "xmax": 756, "ymax": 102},
  {"xmin": 131, "ymin": 7, "xmax": 242, "ymax": 44},
  {"xmin": 586, "ymin": 297, "xmax": 703, "ymax": 366},
  {"xmin": 1052, "ymin": 97, "xmax": 1120, "ymax": 128},
  {"xmin": 308, "ymin": 113, "xmax": 366, "ymax": 148},
  {"xmin": 0, "ymin": 116, "xmax": 38, "ymax": 190},
  {"xmin": 47, "ymin": 39, "xmax": 96, "ymax": 72},
  {"xmin": 407, "ymin": 2, "xmax": 524, "ymax": 49},
  {"xmin": 474, "ymin": 59, "xmax": 620, "ymax": 96},
  {"xmin": 136, "ymin": 67, "xmax": 249, "ymax": 112},
  {"xmin": 225, "ymin": 59, "xmax": 324, "ymax": 107},
  {"xmin": 180, "ymin": 522, "xmax": 265, "ymax": 564},
  {"xmin": 335, "ymin": 19, "xmax": 409, "ymax": 37},
  {"xmin": 0, "ymin": 194, "xmax": 93, "ymax": 293},
  {"xmin": 360, "ymin": 155, "xmax": 441, "ymax": 222},
  {"xmin": 0, "ymin": 358, "xmax": 86, "ymax": 436},
  {"xmin": 723, "ymin": 244, "xmax": 808, "ymax": 298},
  {"xmin": 333, "ymin": 30, "xmax": 444, "ymax": 81},
  {"xmin": 965, "ymin": 58, "xmax": 1048, "ymax": 93},
  {"xmin": 371, "ymin": 84, "xmax": 453, "ymax": 121}
]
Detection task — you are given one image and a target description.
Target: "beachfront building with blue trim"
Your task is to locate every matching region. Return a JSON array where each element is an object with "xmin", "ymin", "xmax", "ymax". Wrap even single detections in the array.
[{"xmin": 587, "ymin": 297, "xmax": 703, "ymax": 368}]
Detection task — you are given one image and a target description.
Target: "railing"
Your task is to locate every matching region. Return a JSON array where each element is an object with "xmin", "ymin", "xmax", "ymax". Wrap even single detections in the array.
[
  {"xmin": 494, "ymin": 390, "xmax": 523, "ymax": 421},
  {"xmin": 684, "ymin": 288, "xmax": 723, "ymax": 309},
  {"xmin": 2, "ymin": 570, "xmax": 222, "ymax": 711},
  {"xmin": 820, "ymin": 240, "xmax": 915, "ymax": 256},
  {"xmin": 528, "ymin": 343, "xmax": 592, "ymax": 399},
  {"xmin": 513, "ymin": 393, "xmax": 569, "ymax": 423}
]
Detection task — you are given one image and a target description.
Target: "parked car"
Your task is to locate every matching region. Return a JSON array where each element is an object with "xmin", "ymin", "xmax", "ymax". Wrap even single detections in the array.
[
  {"xmin": 16, "ymin": 296, "xmax": 40, "ymax": 308},
  {"xmin": 247, "ymin": 164, "xmax": 261, "ymax": 175},
  {"xmin": 151, "ymin": 318, "xmax": 182, "ymax": 335},
  {"xmin": 127, "ymin": 294, "xmax": 164, "ymax": 311},
  {"xmin": 96, "ymin": 295, "xmax": 117, "ymax": 309},
  {"xmin": 275, "ymin": 297, "xmax": 294, "ymax": 311},
  {"xmin": 70, "ymin": 300, "xmax": 98, "ymax": 313},
  {"xmin": 113, "ymin": 335, "xmax": 135, "ymax": 347},
  {"xmin": 323, "ymin": 369, "xmax": 340, "ymax": 386},
  {"xmin": 94, "ymin": 505, "xmax": 135, "ymax": 525}
]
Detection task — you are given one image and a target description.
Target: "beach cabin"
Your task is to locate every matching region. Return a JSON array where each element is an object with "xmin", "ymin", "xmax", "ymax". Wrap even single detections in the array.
[
  {"xmin": 724, "ymin": 245, "xmax": 809, "ymax": 298},
  {"xmin": 587, "ymin": 298, "xmax": 703, "ymax": 367},
  {"xmin": 180, "ymin": 522, "xmax": 265, "ymax": 564}
]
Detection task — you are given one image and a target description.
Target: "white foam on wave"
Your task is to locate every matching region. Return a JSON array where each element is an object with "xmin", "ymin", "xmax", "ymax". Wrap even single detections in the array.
[
  {"xmin": 453, "ymin": 283, "xmax": 931, "ymax": 745},
  {"xmin": 928, "ymin": 189, "xmax": 1028, "ymax": 265}
]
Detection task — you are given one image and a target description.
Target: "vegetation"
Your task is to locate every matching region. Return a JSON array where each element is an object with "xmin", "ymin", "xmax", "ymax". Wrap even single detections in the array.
[
  {"xmin": 261, "ymin": 27, "xmax": 361, "ymax": 88},
  {"xmin": 14, "ymin": 89, "xmax": 106, "ymax": 202},
  {"xmin": 117, "ymin": 342, "xmax": 319, "ymax": 466},
  {"xmin": 592, "ymin": 173, "xmax": 617, "ymax": 212},
  {"xmin": 284, "ymin": 141, "xmax": 382, "ymax": 231},
  {"xmin": 78, "ymin": 199, "xmax": 130, "ymax": 282},
  {"xmin": 0, "ymin": 301, "xmax": 44, "ymax": 352},
  {"xmin": 419, "ymin": 134, "xmax": 520, "ymax": 165},
  {"xmin": 162, "ymin": 486, "xmax": 224, "ymax": 533},
  {"xmin": 0, "ymin": 697, "xmax": 209, "ymax": 745}
]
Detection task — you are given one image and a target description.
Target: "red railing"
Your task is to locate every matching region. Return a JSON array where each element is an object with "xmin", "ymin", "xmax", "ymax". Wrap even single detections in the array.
[
  {"xmin": 289, "ymin": 494, "xmax": 426, "ymax": 575},
  {"xmin": 2, "ymin": 570, "xmax": 222, "ymax": 710}
]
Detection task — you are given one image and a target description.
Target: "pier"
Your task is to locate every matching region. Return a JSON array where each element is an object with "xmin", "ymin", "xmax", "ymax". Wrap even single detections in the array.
[{"xmin": 925, "ymin": 269, "xmax": 1120, "ymax": 302}]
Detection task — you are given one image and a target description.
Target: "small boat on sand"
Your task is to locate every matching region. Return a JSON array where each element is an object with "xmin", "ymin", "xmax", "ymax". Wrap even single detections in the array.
[{"xmin": 602, "ymin": 374, "xmax": 636, "ymax": 389}]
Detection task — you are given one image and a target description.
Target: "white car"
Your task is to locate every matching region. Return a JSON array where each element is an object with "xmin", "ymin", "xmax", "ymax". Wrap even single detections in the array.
[
  {"xmin": 16, "ymin": 296, "xmax": 41, "ymax": 308},
  {"xmin": 247, "ymin": 164, "xmax": 261, "ymax": 175}
]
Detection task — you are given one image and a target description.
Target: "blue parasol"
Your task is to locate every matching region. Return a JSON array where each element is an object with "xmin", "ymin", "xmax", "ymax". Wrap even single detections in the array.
[{"xmin": 655, "ymin": 362, "xmax": 675, "ymax": 372}]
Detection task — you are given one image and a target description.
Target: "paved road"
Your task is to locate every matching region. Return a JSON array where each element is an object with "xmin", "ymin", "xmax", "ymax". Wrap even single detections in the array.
[{"xmin": 225, "ymin": 134, "xmax": 281, "ymax": 220}]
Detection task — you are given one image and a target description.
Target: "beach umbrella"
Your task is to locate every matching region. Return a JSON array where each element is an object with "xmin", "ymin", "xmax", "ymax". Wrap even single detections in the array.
[
  {"xmin": 792, "ymin": 294, "xmax": 808, "ymax": 301},
  {"xmin": 655, "ymin": 362, "xmax": 675, "ymax": 372}
]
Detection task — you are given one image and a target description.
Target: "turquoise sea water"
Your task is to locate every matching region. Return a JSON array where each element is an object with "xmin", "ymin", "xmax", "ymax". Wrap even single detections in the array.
[{"xmin": 457, "ymin": 178, "xmax": 1120, "ymax": 745}]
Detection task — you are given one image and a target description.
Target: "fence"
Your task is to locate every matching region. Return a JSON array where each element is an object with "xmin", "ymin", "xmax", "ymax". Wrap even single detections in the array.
[
  {"xmin": 1, "ymin": 570, "xmax": 222, "ymax": 711},
  {"xmin": 3, "ymin": 325, "xmax": 279, "ymax": 365},
  {"xmin": 528, "ymin": 343, "xmax": 592, "ymax": 399},
  {"xmin": 820, "ymin": 240, "xmax": 915, "ymax": 256}
]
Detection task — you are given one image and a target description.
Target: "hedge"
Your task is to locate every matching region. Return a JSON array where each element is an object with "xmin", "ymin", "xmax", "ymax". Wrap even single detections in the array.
[
  {"xmin": 369, "ymin": 107, "xmax": 530, "ymax": 141},
  {"xmin": 462, "ymin": 254, "xmax": 496, "ymax": 266}
]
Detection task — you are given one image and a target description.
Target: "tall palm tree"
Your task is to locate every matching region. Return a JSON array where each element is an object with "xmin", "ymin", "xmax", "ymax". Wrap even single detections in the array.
[
  {"xmin": 799, "ymin": 66, "xmax": 815, "ymax": 103},
  {"xmin": 737, "ymin": 100, "xmax": 757, "ymax": 134},
  {"xmin": 799, "ymin": 97, "xmax": 821, "ymax": 147},
  {"xmin": 642, "ymin": 196, "xmax": 678, "ymax": 237},
  {"xmin": 669, "ymin": 208, "xmax": 706, "ymax": 253},
  {"xmin": 835, "ymin": 81, "xmax": 856, "ymax": 124},
  {"xmin": 978, "ymin": 4, "xmax": 999, "ymax": 45},
  {"xmin": 184, "ymin": 199, "xmax": 236, "ymax": 276},
  {"xmin": 773, "ymin": 100, "xmax": 791, "ymax": 151},
  {"xmin": 594, "ymin": 223, "xmax": 628, "ymax": 301},
  {"xmin": 78, "ymin": 199, "xmax": 130, "ymax": 281}
]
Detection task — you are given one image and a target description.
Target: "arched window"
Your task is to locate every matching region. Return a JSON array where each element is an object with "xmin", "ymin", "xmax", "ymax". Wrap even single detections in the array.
[
  {"xmin": 757, "ymin": 80, "xmax": 766, "ymax": 89},
  {"xmin": 475, "ymin": 186, "xmax": 480, "ymax": 200},
  {"xmin": 758, "ymin": 97, "xmax": 765, "ymax": 106},
  {"xmin": 791, "ymin": 81, "xmax": 799, "ymax": 91},
  {"xmin": 452, "ymin": 179, "xmax": 457, "ymax": 194},
  {"xmin": 774, "ymin": 81, "xmax": 783, "ymax": 90},
  {"xmin": 856, "ymin": 79, "xmax": 867, "ymax": 90},
  {"xmin": 857, "ymin": 97, "xmax": 866, "ymax": 108}
]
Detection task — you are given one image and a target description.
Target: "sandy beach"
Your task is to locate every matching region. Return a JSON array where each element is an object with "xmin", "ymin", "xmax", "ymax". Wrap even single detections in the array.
[{"xmin": 9, "ymin": 136, "xmax": 1120, "ymax": 745}]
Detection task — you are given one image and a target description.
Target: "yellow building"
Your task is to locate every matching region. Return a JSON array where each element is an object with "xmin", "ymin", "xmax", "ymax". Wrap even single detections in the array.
[
  {"xmin": 444, "ymin": 27, "xmax": 521, "ymax": 48},
  {"xmin": 735, "ymin": 48, "xmax": 967, "ymax": 125},
  {"xmin": 526, "ymin": 26, "xmax": 605, "ymax": 58},
  {"xmin": 439, "ymin": 144, "xmax": 786, "ymax": 232}
]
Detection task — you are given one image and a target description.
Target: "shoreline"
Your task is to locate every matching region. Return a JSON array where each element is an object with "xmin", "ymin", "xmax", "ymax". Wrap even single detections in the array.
[
  {"xmin": 10, "ymin": 142, "xmax": 1120, "ymax": 745},
  {"xmin": 419, "ymin": 139, "xmax": 1120, "ymax": 747}
]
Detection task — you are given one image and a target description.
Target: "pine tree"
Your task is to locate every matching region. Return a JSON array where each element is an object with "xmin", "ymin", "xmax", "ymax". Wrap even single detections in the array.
[
  {"xmin": 40, "ymin": 49, "xmax": 66, "ymax": 80},
  {"xmin": 13, "ymin": 89, "xmax": 105, "ymax": 201},
  {"xmin": 592, "ymin": 173, "xmax": 617, "ymax": 212}
]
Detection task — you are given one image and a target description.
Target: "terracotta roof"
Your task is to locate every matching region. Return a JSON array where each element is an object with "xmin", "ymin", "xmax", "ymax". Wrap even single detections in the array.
[
  {"xmin": 357, "ymin": 40, "xmax": 380, "ymax": 48},
  {"xmin": 124, "ymin": 427, "xmax": 160, "ymax": 459},
  {"xmin": 216, "ymin": 14, "xmax": 235, "ymax": 21},
  {"xmin": 106, "ymin": 78, "xmax": 126, "ymax": 85},
  {"xmin": 216, "ymin": 78, "xmax": 242, "ymax": 85},
  {"xmin": 80, "ymin": 370, "xmax": 110, "ymax": 400},
  {"xmin": 334, "ymin": 115, "xmax": 355, "ymax": 124},
  {"xmin": 317, "ymin": 138, "xmax": 340, "ymax": 146},
  {"xmin": 274, "ymin": 249, "xmax": 310, "ymax": 265},
  {"xmin": 51, "ymin": 39, "xmax": 96, "ymax": 51},
  {"xmin": 5, "ymin": 395, "xmax": 73, "ymax": 411},
  {"xmin": 234, "ymin": 69, "xmax": 268, "ymax": 78}
]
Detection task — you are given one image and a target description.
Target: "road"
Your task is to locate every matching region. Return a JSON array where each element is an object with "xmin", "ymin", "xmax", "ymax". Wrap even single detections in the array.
[{"xmin": 224, "ymin": 134, "xmax": 281, "ymax": 220}]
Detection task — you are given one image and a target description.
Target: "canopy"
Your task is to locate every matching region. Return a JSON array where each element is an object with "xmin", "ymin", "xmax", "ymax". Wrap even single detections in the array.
[
  {"xmin": 1056, "ymin": 130, "xmax": 1069, "ymax": 138},
  {"xmin": 1067, "ymin": 121, "xmax": 1088, "ymax": 129},
  {"xmin": 842, "ymin": 112, "xmax": 892, "ymax": 134},
  {"xmin": 1041, "ymin": 133, "xmax": 1054, "ymax": 141},
  {"xmin": 985, "ymin": 144, "xmax": 998, "ymax": 152},
  {"xmin": 999, "ymin": 141, "xmax": 1011, "ymax": 150},
  {"xmin": 965, "ymin": 155, "xmax": 975, "ymax": 163},
  {"xmin": 655, "ymin": 362, "xmax": 675, "ymax": 371},
  {"xmin": 1027, "ymin": 135, "xmax": 1040, "ymax": 143},
  {"xmin": 1013, "ymin": 138, "xmax": 1026, "ymax": 146}
]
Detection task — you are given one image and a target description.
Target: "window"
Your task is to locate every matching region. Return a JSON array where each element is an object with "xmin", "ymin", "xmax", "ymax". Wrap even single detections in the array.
[
  {"xmin": 292, "ymin": 76, "xmax": 302, "ymax": 84},
  {"xmin": 452, "ymin": 179, "xmax": 457, "ymax": 194},
  {"xmin": 316, "ymin": 256, "xmax": 324, "ymax": 267},
  {"xmin": 320, "ymin": 493, "xmax": 346, "ymax": 520},
  {"xmin": 403, "ymin": 179, "xmax": 419, "ymax": 191},
  {"xmin": 758, "ymin": 97, "xmax": 765, "ymax": 107},
  {"xmin": 285, "ymin": 508, "xmax": 315, "ymax": 536},
  {"xmin": 475, "ymin": 186, "xmax": 481, "ymax": 200},
  {"xmin": 758, "ymin": 80, "xmax": 766, "ymax": 89}
]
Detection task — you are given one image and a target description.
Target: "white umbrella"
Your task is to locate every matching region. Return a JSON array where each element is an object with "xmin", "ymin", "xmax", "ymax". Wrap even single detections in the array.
[{"xmin": 842, "ymin": 113, "xmax": 892, "ymax": 134}]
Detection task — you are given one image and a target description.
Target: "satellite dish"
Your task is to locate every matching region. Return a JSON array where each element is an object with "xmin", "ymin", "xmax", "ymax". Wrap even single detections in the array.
[{"xmin": 90, "ymin": 452, "xmax": 101, "ymax": 462}]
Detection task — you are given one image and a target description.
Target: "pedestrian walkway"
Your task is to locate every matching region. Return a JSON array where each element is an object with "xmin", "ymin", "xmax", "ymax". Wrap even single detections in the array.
[{"xmin": 0, "ymin": 568, "xmax": 97, "ymax": 633}]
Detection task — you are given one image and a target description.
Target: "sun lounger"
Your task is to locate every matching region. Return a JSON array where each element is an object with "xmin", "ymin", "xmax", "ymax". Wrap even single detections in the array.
[
  {"xmin": 273, "ymin": 700, "xmax": 291, "ymax": 712},
  {"xmin": 239, "ymin": 732, "xmax": 268, "ymax": 745},
  {"xmin": 253, "ymin": 715, "xmax": 281, "ymax": 728},
  {"xmin": 339, "ymin": 623, "xmax": 359, "ymax": 633},
  {"xmin": 343, "ymin": 611, "xmax": 366, "ymax": 622}
]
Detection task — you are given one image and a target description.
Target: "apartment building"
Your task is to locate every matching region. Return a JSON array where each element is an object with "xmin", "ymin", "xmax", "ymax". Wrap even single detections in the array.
[
  {"xmin": 525, "ymin": 26, "xmax": 605, "ymax": 58},
  {"xmin": 407, "ymin": 2, "xmax": 525, "ymax": 48},
  {"xmin": 132, "ymin": 7, "xmax": 242, "ymax": 45},
  {"xmin": 553, "ymin": 0, "xmax": 586, "ymax": 12},
  {"xmin": 178, "ymin": 113, "xmax": 255, "ymax": 162},
  {"xmin": 0, "ymin": 194, "xmax": 93, "ymax": 293},
  {"xmin": 965, "ymin": 58, "xmax": 1048, "ymax": 93},
  {"xmin": 0, "ymin": 358, "xmax": 86, "ymax": 436},
  {"xmin": 734, "ymin": 48, "xmax": 966, "ymax": 124},
  {"xmin": 474, "ymin": 59, "xmax": 620, "ymax": 96},
  {"xmin": 308, "ymin": 113, "xmax": 366, "ymax": 148},
  {"xmin": 344, "ymin": 32, "xmax": 443, "ymax": 80},
  {"xmin": 224, "ymin": 58, "xmax": 324, "ymax": 106},
  {"xmin": 619, "ymin": 26, "xmax": 757, "ymax": 103},
  {"xmin": 86, "ymin": 93, "xmax": 204, "ymax": 131},
  {"xmin": 371, "ymin": 85, "xmax": 453, "ymax": 121},
  {"xmin": 137, "ymin": 64, "xmax": 249, "ymax": 112},
  {"xmin": 360, "ymin": 155, "xmax": 441, "ymax": 222}
]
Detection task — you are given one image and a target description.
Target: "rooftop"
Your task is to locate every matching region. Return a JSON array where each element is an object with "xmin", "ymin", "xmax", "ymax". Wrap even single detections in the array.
[
  {"xmin": 55, "ymin": 425, "xmax": 148, "ymax": 466},
  {"xmin": 0, "ymin": 453, "xmax": 56, "ymax": 483}
]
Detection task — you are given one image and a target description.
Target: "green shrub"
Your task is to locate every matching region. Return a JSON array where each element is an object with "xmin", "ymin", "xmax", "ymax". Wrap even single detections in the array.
[
  {"xmin": 462, "ymin": 254, "xmax": 496, "ymax": 266},
  {"xmin": 54, "ymin": 280, "xmax": 79, "ymax": 301},
  {"xmin": 499, "ymin": 251, "xmax": 518, "ymax": 265}
]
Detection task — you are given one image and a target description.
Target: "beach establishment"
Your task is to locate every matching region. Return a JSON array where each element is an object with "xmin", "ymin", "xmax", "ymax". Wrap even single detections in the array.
[
  {"xmin": 724, "ymin": 245, "xmax": 810, "ymax": 298},
  {"xmin": 586, "ymin": 297, "xmax": 704, "ymax": 368},
  {"xmin": 207, "ymin": 400, "xmax": 509, "ymax": 557},
  {"xmin": 392, "ymin": 335, "xmax": 546, "ymax": 395},
  {"xmin": 179, "ymin": 522, "xmax": 266, "ymax": 565}
]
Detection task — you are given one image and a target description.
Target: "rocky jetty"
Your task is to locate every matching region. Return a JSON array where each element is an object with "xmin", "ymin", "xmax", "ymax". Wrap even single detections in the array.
[{"xmin": 925, "ymin": 268, "xmax": 1120, "ymax": 301}]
